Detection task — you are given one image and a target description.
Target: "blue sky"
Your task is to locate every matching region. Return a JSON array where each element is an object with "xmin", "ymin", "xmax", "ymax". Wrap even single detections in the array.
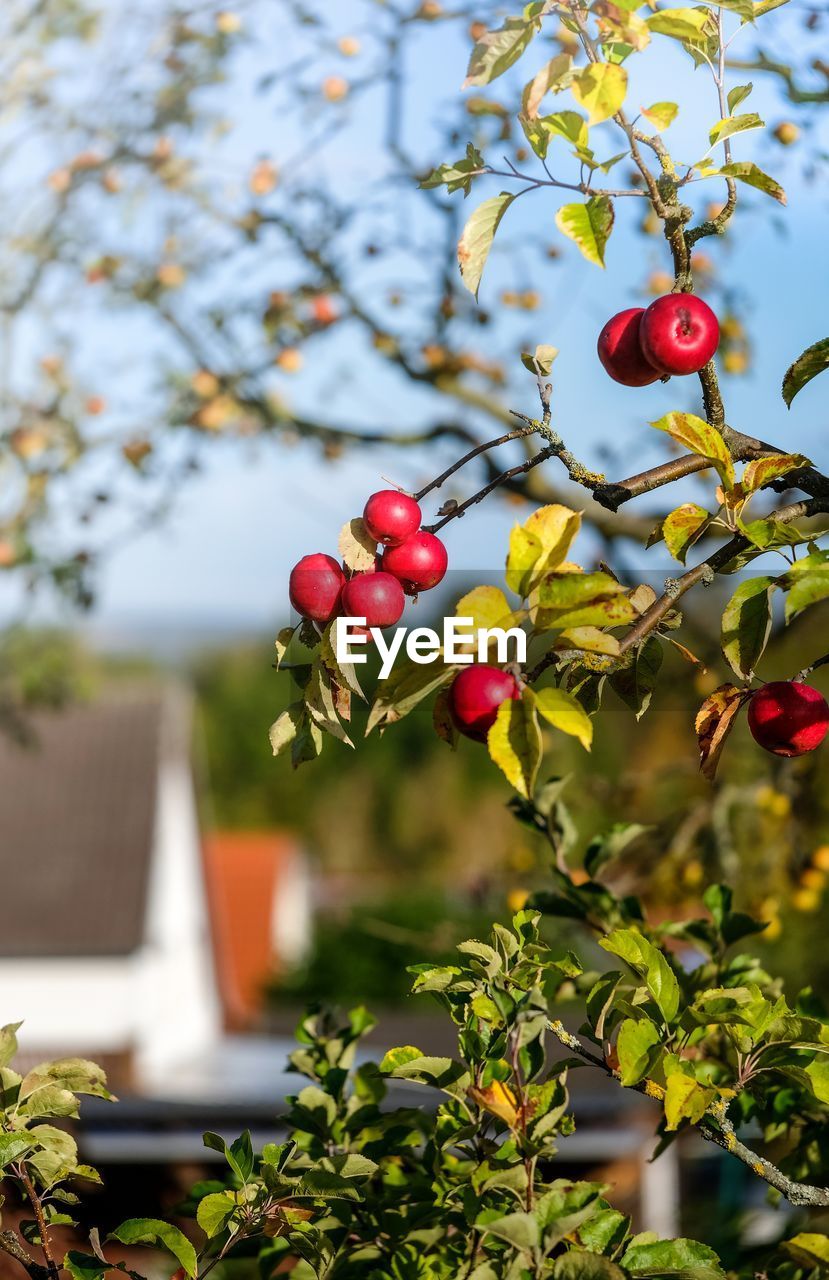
[{"xmin": 4, "ymin": 0, "xmax": 828, "ymax": 645}]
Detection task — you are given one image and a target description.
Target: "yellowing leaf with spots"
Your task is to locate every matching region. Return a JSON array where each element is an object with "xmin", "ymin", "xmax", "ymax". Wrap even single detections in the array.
[{"xmin": 458, "ymin": 192, "xmax": 515, "ymax": 298}]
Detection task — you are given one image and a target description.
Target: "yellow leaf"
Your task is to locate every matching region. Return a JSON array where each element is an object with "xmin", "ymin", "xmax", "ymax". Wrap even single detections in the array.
[
  {"xmin": 571, "ymin": 63, "xmax": 628, "ymax": 125},
  {"xmin": 664, "ymin": 1071, "xmax": 715, "ymax": 1131},
  {"xmin": 455, "ymin": 585, "xmax": 517, "ymax": 632},
  {"xmin": 469, "ymin": 1079, "xmax": 519, "ymax": 1126},
  {"xmin": 556, "ymin": 626, "xmax": 621, "ymax": 656},
  {"xmin": 338, "ymin": 517, "xmax": 377, "ymax": 571},
  {"xmin": 530, "ymin": 687, "xmax": 592, "ymax": 750},
  {"xmin": 487, "ymin": 690, "xmax": 541, "ymax": 798},
  {"xmin": 651, "ymin": 412, "xmax": 734, "ymax": 490}
]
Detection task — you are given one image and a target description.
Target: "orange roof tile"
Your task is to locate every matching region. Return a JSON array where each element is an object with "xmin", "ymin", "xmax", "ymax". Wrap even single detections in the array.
[{"xmin": 203, "ymin": 832, "xmax": 301, "ymax": 1030}]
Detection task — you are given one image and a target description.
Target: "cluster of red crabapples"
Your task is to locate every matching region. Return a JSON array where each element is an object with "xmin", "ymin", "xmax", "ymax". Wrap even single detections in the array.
[
  {"xmin": 598, "ymin": 293, "xmax": 720, "ymax": 387},
  {"xmin": 288, "ymin": 490, "xmax": 524, "ymax": 742},
  {"xmin": 288, "ymin": 489, "xmax": 447, "ymax": 636}
]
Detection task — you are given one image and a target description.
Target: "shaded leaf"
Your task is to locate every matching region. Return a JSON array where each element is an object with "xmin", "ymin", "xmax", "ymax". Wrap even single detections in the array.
[
  {"xmin": 782, "ymin": 337, "xmax": 829, "ymax": 408},
  {"xmin": 695, "ymin": 683, "xmax": 749, "ymax": 780},
  {"xmin": 721, "ymin": 577, "xmax": 775, "ymax": 679}
]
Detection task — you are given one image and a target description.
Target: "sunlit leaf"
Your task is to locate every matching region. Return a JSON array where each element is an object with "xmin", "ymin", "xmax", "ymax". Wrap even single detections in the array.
[
  {"xmin": 555, "ymin": 196, "xmax": 614, "ymax": 267},
  {"xmin": 458, "ymin": 192, "xmax": 515, "ymax": 297},
  {"xmin": 571, "ymin": 63, "xmax": 628, "ymax": 124},
  {"xmin": 487, "ymin": 690, "xmax": 542, "ymax": 798}
]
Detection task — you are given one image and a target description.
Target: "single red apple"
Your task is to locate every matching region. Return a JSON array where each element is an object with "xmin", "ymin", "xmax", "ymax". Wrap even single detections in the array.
[
  {"xmin": 448, "ymin": 665, "xmax": 521, "ymax": 742},
  {"xmin": 340, "ymin": 570, "xmax": 405, "ymax": 633},
  {"xmin": 363, "ymin": 490, "xmax": 422, "ymax": 546},
  {"xmin": 288, "ymin": 552, "xmax": 344, "ymax": 624},
  {"xmin": 382, "ymin": 530, "xmax": 448, "ymax": 595},
  {"xmin": 597, "ymin": 308, "xmax": 662, "ymax": 387},
  {"xmin": 639, "ymin": 293, "xmax": 720, "ymax": 376},
  {"xmin": 748, "ymin": 680, "xmax": 829, "ymax": 758}
]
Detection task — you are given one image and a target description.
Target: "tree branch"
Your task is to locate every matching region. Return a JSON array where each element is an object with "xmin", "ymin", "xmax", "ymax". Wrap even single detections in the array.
[{"xmin": 547, "ymin": 1021, "xmax": 829, "ymax": 1208}]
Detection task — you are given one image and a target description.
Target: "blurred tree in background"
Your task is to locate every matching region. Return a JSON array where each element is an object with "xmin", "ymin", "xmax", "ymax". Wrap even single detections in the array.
[
  {"xmin": 0, "ymin": 0, "xmax": 826, "ymax": 617},
  {"xmin": 3, "ymin": 0, "xmax": 829, "ymax": 1002}
]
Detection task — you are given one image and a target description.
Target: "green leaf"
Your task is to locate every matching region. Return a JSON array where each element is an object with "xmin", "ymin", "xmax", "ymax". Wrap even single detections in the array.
[
  {"xmin": 727, "ymin": 82, "xmax": 753, "ymax": 112},
  {"xmin": 554, "ymin": 1252, "xmax": 626, "ymax": 1279},
  {"xmin": 651, "ymin": 412, "xmax": 734, "ymax": 489},
  {"xmin": 720, "ymin": 577, "xmax": 775, "ymax": 679},
  {"xmin": 555, "ymin": 196, "xmax": 614, "ymax": 267},
  {"xmin": 458, "ymin": 192, "xmax": 515, "ymax": 297},
  {"xmin": 535, "ymin": 571, "xmax": 636, "ymax": 631},
  {"xmin": 716, "ymin": 161, "xmax": 786, "ymax": 204},
  {"xmin": 599, "ymin": 929, "xmax": 680, "ymax": 1024},
  {"xmin": 621, "ymin": 1238, "xmax": 726, "ymax": 1278},
  {"xmin": 269, "ymin": 702, "xmax": 304, "ymax": 757},
  {"xmin": 0, "ymin": 1023, "xmax": 21, "ymax": 1070},
  {"xmin": 641, "ymin": 101, "xmax": 678, "ymax": 129},
  {"xmin": 784, "ymin": 561, "xmax": 829, "ymax": 622},
  {"xmin": 585, "ymin": 824, "xmax": 649, "ymax": 879},
  {"xmin": 571, "ymin": 63, "xmax": 628, "ymax": 124},
  {"xmin": 379, "ymin": 1045, "xmax": 425, "ymax": 1074},
  {"xmin": 782, "ymin": 337, "xmax": 829, "ymax": 408},
  {"xmin": 482, "ymin": 1211, "xmax": 539, "ymax": 1252},
  {"xmin": 109, "ymin": 1221, "xmax": 197, "ymax": 1278},
  {"xmin": 366, "ymin": 661, "xmax": 456, "ymax": 734},
  {"xmin": 465, "ymin": 9, "xmax": 544, "ymax": 87},
  {"xmin": 530, "ymin": 687, "xmax": 593, "ymax": 749},
  {"xmin": 647, "ymin": 8, "xmax": 714, "ymax": 39},
  {"xmin": 616, "ymin": 1019, "xmax": 661, "ymax": 1086},
  {"xmin": 521, "ymin": 344, "xmax": 559, "ymax": 376},
  {"xmin": 196, "ymin": 1192, "xmax": 237, "ymax": 1239},
  {"xmin": 420, "ymin": 143, "xmax": 485, "ymax": 196},
  {"xmin": 708, "ymin": 112, "xmax": 763, "ymax": 146},
  {"xmin": 609, "ymin": 636, "xmax": 662, "ymax": 720},
  {"xmin": 487, "ymin": 690, "xmax": 542, "ymax": 799},
  {"xmin": 804, "ymin": 1057, "xmax": 829, "ymax": 1104},
  {"xmin": 0, "ymin": 1132, "xmax": 34, "ymax": 1169},
  {"xmin": 662, "ymin": 503, "xmax": 710, "ymax": 564}
]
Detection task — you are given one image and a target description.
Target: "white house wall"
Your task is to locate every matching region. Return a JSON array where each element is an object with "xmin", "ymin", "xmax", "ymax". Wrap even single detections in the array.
[{"xmin": 0, "ymin": 686, "xmax": 222, "ymax": 1093}]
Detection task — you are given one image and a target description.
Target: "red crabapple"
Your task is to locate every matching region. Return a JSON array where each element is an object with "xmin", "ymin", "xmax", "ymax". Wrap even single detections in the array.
[
  {"xmin": 747, "ymin": 680, "xmax": 829, "ymax": 758},
  {"xmin": 340, "ymin": 570, "xmax": 405, "ymax": 633},
  {"xmin": 597, "ymin": 308, "xmax": 662, "ymax": 387},
  {"xmin": 382, "ymin": 530, "xmax": 448, "ymax": 595},
  {"xmin": 448, "ymin": 665, "xmax": 521, "ymax": 742},
  {"xmin": 288, "ymin": 552, "xmax": 344, "ymax": 624},
  {"xmin": 639, "ymin": 293, "xmax": 720, "ymax": 376},
  {"xmin": 363, "ymin": 490, "xmax": 422, "ymax": 546}
]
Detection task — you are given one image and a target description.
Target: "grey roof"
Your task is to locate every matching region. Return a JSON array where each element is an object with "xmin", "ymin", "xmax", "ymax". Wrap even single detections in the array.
[{"xmin": 0, "ymin": 689, "xmax": 167, "ymax": 958}]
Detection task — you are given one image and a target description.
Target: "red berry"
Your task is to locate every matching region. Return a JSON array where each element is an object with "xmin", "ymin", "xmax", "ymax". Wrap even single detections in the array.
[
  {"xmin": 340, "ymin": 570, "xmax": 405, "ymax": 632},
  {"xmin": 363, "ymin": 490, "xmax": 421, "ymax": 546},
  {"xmin": 382, "ymin": 530, "xmax": 448, "ymax": 595},
  {"xmin": 448, "ymin": 665, "xmax": 521, "ymax": 742},
  {"xmin": 288, "ymin": 552, "xmax": 344, "ymax": 624},
  {"xmin": 639, "ymin": 294, "xmax": 720, "ymax": 376},
  {"xmin": 597, "ymin": 308, "xmax": 662, "ymax": 387},
  {"xmin": 748, "ymin": 680, "xmax": 829, "ymax": 758}
]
